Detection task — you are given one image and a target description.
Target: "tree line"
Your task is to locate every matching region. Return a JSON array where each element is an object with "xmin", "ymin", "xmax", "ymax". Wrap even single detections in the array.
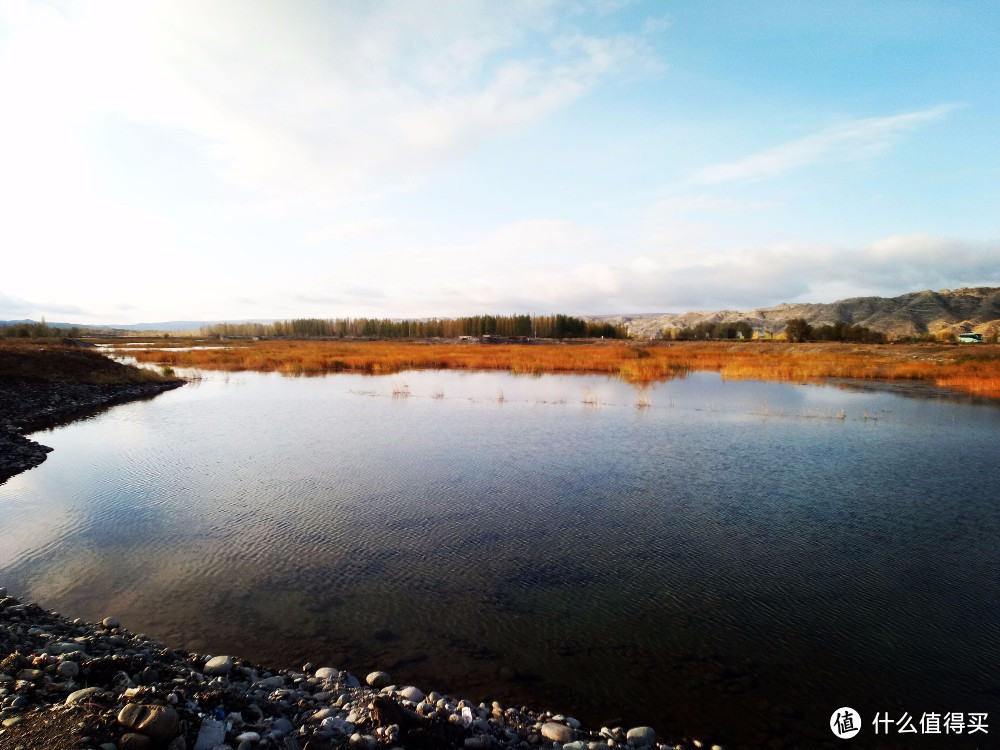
[
  {"xmin": 661, "ymin": 318, "xmax": 887, "ymax": 342},
  {"xmin": 0, "ymin": 321, "xmax": 85, "ymax": 339},
  {"xmin": 783, "ymin": 318, "xmax": 886, "ymax": 343},
  {"xmin": 665, "ymin": 321, "xmax": 754, "ymax": 340},
  {"xmin": 200, "ymin": 314, "xmax": 627, "ymax": 340}
]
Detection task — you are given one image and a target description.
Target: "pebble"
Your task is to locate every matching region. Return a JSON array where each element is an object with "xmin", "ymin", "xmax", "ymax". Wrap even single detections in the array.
[
  {"xmin": 270, "ymin": 716, "xmax": 293, "ymax": 737},
  {"xmin": 102, "ymin": 616, "xmax": 120, "ymax": 628},
  {"xmin": 366, "ymin": 671, "xmax": 391, "ymax": 688},
  {"xmin": 57, "ymin": 660, "xmax": 80, "ymax": 678},
  {"xmin": 315, "ymin": 666, "xmax": 339, "ymax": 680},
  {"xmin": 542, "ymin": 721, "xmax": 576, "ymax": 743},
  {"xmin": 203, "ymin": 655, "xmax": 234, "ymax": 676},
  {"xmin": 117, "ymin": 703, "xmax": 180, "ymax": 744},
  {"xmin": 398, "ymin": 685, "xmax": 425, "ymax": 702},
  {"xmin": 465, "ymin": 736, "xmax": 492, "ymax": 749},
  {"xmin": 626, "ymin": 726, "xmax": 656, "ymax": 747},
  {"xmin": 66, "ymin": 687, "xmax": 103, "ymax": 705},
  {"xmin": 193, "ymin": 717, "xmax": 226, "ymax": 750}
]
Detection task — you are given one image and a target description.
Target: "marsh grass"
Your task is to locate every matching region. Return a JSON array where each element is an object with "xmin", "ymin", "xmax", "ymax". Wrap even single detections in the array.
[{"xmin": 126, "ymin": 340, "xmax": 1000, "ymax": 399}]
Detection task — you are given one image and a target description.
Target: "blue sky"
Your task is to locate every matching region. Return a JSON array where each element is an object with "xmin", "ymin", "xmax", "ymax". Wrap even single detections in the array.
[{"xmin": 1, "ymin": 0, "xmax": 997, "ymax": 323}]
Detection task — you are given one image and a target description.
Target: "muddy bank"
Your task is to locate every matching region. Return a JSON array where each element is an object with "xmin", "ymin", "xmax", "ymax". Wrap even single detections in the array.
[{"xmin": 0, "ymin": 379, "xmax": 183, "ymax": 484}]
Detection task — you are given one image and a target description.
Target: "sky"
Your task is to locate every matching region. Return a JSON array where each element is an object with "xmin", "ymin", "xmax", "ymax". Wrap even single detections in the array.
[{"xmin": 1, "ymin": 0, "xmax": 998, "ymax": 324}]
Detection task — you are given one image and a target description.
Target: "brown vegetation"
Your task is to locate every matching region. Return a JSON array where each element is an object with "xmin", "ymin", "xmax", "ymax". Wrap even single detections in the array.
[{"xmin": 124, "ymin": 339, "xmax": 1000, "ymax": 398}]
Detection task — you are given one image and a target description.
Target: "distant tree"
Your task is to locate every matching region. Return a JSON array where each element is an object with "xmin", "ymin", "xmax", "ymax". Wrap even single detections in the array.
[{"xmin": 784, "ymin": 318, "xmax": 813, "ymax": 342}]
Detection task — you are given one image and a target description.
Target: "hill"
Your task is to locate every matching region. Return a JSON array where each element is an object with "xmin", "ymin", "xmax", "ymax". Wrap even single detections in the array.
[{"xmin": 586, "ymin": 287, "xmax": 1000, "ymax": 339}]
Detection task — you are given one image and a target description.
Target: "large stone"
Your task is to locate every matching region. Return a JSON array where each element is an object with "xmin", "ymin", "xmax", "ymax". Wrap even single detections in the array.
[
  {"xmin": 118, "ymin": 703, "xmax": 181, "ymax": 744},
  {"xmin": 315, "ymin": 667, "xmax": 339, "ymax": 680},
  {"xmin": 57, "ymin": 660, "xmax": 80, "ymax": 678},
  {"xmin": 366, "ymin": 671, "xmax": 391, "ymax": 688},
  {"xmin": 541, "ymin": 722, "xmax": 576, "ymax": 744},
  {"xmin": 203, "ymin": 655, "xmax": 234, "ymax": 676},
  {"xmin": 626, "ymin": 726, "xmax": 656, "ymax": 747}
]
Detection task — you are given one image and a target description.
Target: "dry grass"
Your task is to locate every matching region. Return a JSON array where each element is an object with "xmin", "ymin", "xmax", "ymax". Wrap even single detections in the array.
[{"xmin": 124, "ymin": 339, "xmax": 1000, "ymax": 398}]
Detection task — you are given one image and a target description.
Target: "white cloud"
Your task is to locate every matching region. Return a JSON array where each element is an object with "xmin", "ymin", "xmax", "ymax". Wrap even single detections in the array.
[
  {"xmin": 693, "ymin": 105, "xmax": 958, "ymax": 184},
  {"xmin": 0, "ymin": 0, "xmax": 651, "ymax": 209}
]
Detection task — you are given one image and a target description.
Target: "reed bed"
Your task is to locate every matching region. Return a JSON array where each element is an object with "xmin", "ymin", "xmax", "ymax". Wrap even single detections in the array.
[{"xmin": 125, "ymin": 340, "xmax": 1000, "ymax": 399}]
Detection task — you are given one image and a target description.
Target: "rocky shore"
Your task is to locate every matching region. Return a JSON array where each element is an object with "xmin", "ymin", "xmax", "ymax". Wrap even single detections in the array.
[
  {"xmin": 0, "ymin": 379, "xmax": 183, "ymax": 484},
  {"xmin": 0, "ymin": 589, "xmax": 724, "ymax": 750}
]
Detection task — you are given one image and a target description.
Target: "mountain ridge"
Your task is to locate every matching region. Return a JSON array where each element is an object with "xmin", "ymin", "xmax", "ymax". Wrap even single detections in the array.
[{"xmin": 585, "ymin": 286, "xmax": 1000, "ymax": 339}]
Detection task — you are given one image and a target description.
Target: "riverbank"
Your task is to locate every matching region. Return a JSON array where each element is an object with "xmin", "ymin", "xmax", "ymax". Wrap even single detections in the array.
[
  {"xmin": 0, "ymin": 588, "xmax": 713, "ymax": 750},
  {"xmin": 0, "ymin": 342, "xmax": 183, "ymax": 483}
]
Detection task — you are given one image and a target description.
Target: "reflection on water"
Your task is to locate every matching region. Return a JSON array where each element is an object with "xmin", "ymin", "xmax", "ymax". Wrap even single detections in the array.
[{"xmin": 1, "ymin": 370, "xmax": 998, "ymax": 748}]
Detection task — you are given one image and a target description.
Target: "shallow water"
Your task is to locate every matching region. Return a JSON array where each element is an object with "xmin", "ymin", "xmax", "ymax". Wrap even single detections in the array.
[{"xmin": 1, "ymin": 370, "xmax": 998, "ymax": 747}]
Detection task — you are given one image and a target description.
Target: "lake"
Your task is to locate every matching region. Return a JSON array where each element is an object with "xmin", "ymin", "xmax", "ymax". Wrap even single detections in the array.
[{"xmin": 1, "ymin": 369, "xmax": 998, "ymax": 747}]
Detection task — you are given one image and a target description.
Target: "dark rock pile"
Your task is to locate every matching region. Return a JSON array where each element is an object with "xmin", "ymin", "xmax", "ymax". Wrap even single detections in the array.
[
  {"xmin": 0, "ymin": 380, "xmax": 183, "ymax": 484},
  {"xmin": 0, "ymin": 589, "xmax": 719, "ymax": 750}
]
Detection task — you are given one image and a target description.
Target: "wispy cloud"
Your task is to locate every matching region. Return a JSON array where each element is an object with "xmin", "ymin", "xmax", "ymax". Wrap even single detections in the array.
[{"xmin": 694, "ymin": 105, "xmax": 958, "ymax": 184}]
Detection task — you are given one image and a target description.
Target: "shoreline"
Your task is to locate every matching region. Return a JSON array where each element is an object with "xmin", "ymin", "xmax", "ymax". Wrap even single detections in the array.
[
  {"xmin": 0, "ymin": 379, "xmax": 184, "ymax": 485},
  {"xmin": 0, "ymin": 588, "xmax": 712, "ymax": 750}
]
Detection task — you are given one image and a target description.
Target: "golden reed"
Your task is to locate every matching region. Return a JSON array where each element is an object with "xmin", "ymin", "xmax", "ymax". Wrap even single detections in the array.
[{"xmin": 127, "ymin": 340, "xmax": 1000, "ymax": 399}]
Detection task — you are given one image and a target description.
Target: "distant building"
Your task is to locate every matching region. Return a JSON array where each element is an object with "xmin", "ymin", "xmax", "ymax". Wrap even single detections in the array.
[{"xmin": 958, "ymin": 333, "xmax": 984, "ymax": 343}]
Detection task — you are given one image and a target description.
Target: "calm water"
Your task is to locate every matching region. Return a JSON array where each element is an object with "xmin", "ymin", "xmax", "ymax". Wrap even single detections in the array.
[{"xmin": 1, "ymin": 370, "xmax": 998, "ymax": 748}]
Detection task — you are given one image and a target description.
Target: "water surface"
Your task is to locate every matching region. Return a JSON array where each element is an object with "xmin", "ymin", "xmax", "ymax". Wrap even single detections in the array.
[{"xmin": 1, "ymin": 370, "xmax": 997, "ymax": 747}]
